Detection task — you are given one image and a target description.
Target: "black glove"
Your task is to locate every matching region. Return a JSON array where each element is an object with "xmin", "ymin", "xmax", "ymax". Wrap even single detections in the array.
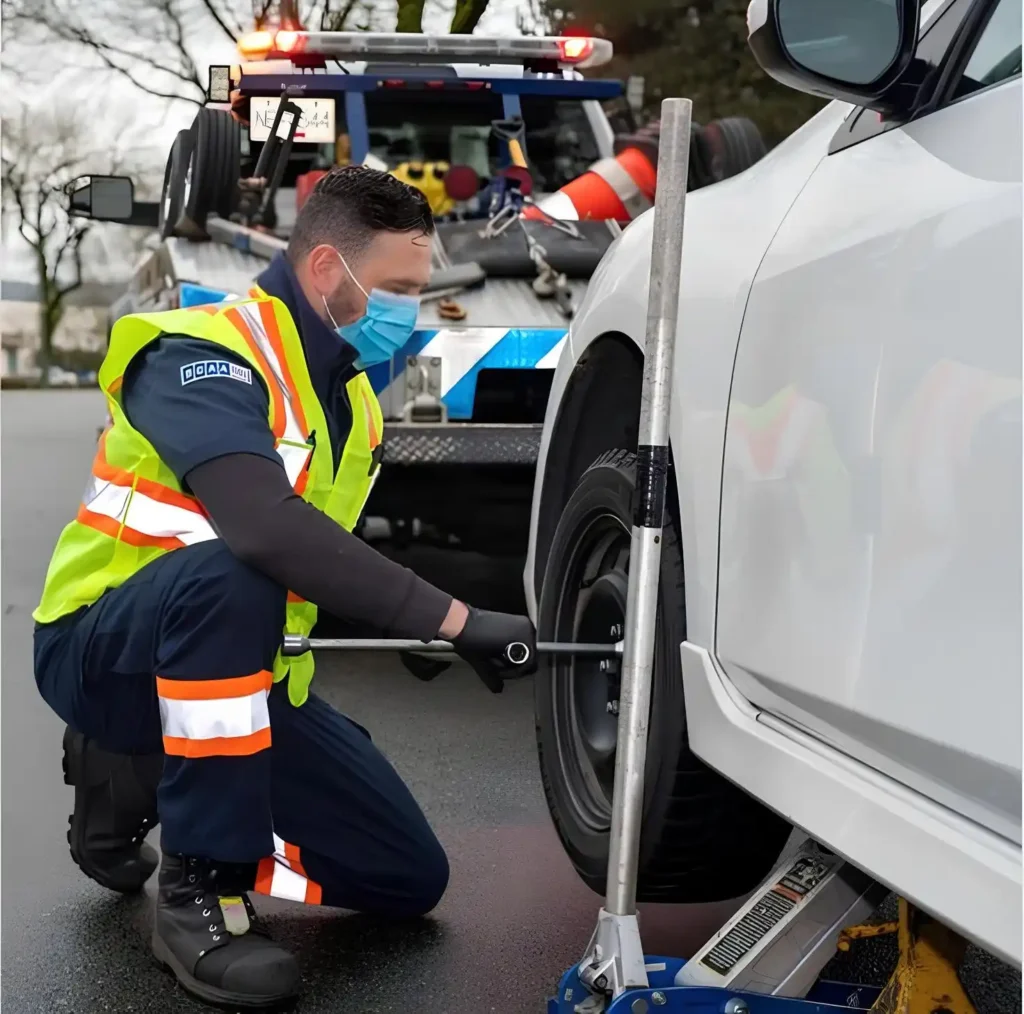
[{"xmin": 450, "ymin": 606, "xmax": 537, "ymax": 693}]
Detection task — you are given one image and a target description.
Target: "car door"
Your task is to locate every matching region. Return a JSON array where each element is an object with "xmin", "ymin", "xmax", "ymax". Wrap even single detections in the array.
[{"xmin": 716, "ymin": 0, "xmax": 1022, "ymax": 842}]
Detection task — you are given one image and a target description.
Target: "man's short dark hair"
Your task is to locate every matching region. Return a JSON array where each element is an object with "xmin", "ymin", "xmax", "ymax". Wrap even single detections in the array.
[{"xmin": 286, "ymin": 165, "xmax": 435, "ymax": 264}]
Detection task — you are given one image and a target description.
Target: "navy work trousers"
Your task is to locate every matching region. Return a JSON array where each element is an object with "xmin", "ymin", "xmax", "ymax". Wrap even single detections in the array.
[{"xmin": 34, "ymin": 541, "xmax": 449, "ymax": 916}]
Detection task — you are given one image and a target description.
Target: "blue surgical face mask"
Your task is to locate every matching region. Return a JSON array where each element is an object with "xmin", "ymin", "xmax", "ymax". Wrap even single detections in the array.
[{"xmin": 321, "ymin": 250, "xmax": 420, "ymax": 370}]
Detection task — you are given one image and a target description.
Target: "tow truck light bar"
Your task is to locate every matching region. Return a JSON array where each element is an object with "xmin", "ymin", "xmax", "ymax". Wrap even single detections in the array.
[{"xmin": 235, "ymin": 30, "xmax": 613, "ymax": 69}]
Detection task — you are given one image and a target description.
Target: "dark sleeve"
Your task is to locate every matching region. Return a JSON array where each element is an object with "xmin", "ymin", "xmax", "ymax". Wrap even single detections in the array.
[
  {"xmin": 122, "ymin": 336, "xmax": 279, "ymax": 487},
  {"xmin": 187, "ymin": 453, "xmax": 454, "ymax": 642}
]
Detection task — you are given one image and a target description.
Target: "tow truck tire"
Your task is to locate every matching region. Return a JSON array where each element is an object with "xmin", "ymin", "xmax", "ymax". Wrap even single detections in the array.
[
  {"xmin": 159, "ymin": 129, "xmax": 194, "ymax": 239},
  {"xmin": 535, "ymin": 449, "xmax": 791, "ymax": 903},
  {"xmin": 181, "ymin": 107, "xmax": 241, "ymax": 236},
  {"xmin": 702, "ymin": 117, "xmax": 767, "ymax": 181}
]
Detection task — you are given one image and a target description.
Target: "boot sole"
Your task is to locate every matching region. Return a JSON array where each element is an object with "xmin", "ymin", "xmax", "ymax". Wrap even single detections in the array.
[
  {"xmin": 152, "ymin": 929, "xmax": 300, "ymax": 1010},
  {"xmin": 63, "ymin": 731, "xmax": 157, "ymax": 895}
]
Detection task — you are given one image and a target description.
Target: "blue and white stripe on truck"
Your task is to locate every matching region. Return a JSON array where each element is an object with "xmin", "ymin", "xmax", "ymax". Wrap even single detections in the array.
[
  {"xmin": 179, "ymin": 283, "xmax": 568, "ymax": 421},
  {"xmin": 366, "ymin": 327, "xmax": 568, "ymax": 419}
]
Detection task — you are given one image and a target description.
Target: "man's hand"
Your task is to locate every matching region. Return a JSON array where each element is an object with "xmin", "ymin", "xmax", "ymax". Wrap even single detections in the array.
[{"xmin": 450, "ymin": 606, "xmax": 537, "ymax": 693}]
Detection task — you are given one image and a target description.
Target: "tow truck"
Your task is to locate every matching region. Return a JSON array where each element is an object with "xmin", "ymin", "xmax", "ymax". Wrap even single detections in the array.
[{"xmin": 70, "ymin": 28, "xmax": 767, "ymax": 568}]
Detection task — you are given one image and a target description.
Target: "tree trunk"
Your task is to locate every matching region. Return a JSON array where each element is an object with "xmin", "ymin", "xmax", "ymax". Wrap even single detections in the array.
[
  {"xmin": 278, "ymin": 0, "xmax": 303, "ymax": 30},
  {"xmin": 395, "ymin": 0, "xmax": 426, "ymax": 32},
  {"xmin": 450, "ymin": 0, "xmax": 489, "ymax": 34},
  {"xmin": 36, "ymin": 300, "xmax": 52, "ymax": 388}
]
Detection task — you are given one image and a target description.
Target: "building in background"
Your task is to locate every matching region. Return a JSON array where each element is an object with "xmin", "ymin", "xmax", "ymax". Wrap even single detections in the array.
[{"xmin": 0, "ymin": 279, "xmax": 125, "ymax": 382}]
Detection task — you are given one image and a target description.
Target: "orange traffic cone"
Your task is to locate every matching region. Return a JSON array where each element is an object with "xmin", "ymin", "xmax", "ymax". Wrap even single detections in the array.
[
  {"xmin": 523, "ymin": 146, "xmax": 657, "ymax": 223},
  {"xmin": 295, "ymin": 170, "xmax": 328, "ymax": 211}
]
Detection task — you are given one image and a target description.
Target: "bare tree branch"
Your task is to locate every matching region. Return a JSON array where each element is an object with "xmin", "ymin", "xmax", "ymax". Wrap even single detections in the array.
[
  {"xmin": 450, "ymin": 0, "xmax": 489, "ymax": 33},
  {"xmin": 396, "ymin": 0, "xmax": 427, "ymax": 32},
  {"xmin": 1, "ymin": 103, "xmax": 161, "ymax": 385},
  {"xmin": 198, "ymin": 0, "xmax": 246, "ymax": 41}
]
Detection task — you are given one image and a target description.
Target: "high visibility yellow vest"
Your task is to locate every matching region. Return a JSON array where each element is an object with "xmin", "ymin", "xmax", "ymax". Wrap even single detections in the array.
[{"xmin": 33, "ymin": 288, "xmax": 384, "ymax": 708}]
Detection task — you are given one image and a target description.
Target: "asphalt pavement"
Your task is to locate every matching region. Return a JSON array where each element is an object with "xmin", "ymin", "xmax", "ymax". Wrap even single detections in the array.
[
  {"xmin": 1, "ymin": 391, "xmax": 740, "ymax": 1014},
  {"xmin": 3, "ymin": 391, "xmax": 1017, "ymax": 1014}
]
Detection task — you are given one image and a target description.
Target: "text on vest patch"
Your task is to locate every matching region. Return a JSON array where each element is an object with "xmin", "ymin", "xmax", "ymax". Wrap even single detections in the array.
[{"xmin": 180, "ymin": 361, "xmax": 253, "ymax": 386}]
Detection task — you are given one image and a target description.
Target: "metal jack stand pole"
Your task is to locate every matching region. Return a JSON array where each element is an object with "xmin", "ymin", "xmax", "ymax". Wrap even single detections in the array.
[{"xmin": 574, "ymin": 97, "xmax": 693, "ymax": 1012}]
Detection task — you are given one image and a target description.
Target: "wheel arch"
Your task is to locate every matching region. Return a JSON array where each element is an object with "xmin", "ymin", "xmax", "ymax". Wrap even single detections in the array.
[{"xmin": 532, "ymin": 331, "xmax": 682, "ymax": 602}]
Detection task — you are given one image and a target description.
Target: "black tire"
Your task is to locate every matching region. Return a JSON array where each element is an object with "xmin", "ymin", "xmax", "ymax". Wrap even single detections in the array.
[
  {"xmin": 535, "ymin": 449, "xmax": 791, "ymax": 903},
  {"xmin": 158, "ymin": 129, "xmax": 194, "ymax": 239},
  {"xmin": 181, "ymin": 107, "xmax": 241, "ymax": 236},
  {"xmin": 701, "ymin": 117, "xmax": 768, "ymax": 182}
]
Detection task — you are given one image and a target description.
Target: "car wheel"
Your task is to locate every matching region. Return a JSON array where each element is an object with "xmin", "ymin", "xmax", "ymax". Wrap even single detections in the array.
[
  {"xmin": 535, "ymin": 448, "xmax": 791, "ymax": 903},
  {"xmin": 159, "ymin": 129, "xmax": 194, "ymax": 239},
  {"xmin": 701, "ymin": 117, "xmax": 768, "ymax": 181},
  {"xmin": 180, "ymin": 107, "xmax": 241, "ymax": 237}
]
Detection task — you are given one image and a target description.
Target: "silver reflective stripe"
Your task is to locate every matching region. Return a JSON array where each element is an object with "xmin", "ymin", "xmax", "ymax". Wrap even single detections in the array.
[
  {"xmin": 234, "ymin": 302, "xmax": 308, "ymax": 454},
  {"xmin": 533, "ymin": 189, "xmax": 579, "ymax": 221},
  {"xmin": 589, "ymin": 156, "xmax": 652, "ymax": 219},
  {"xmin": 277, "ymin": 442, "xmax": 313, "ymax": 488},
  {"xmin": 84, "ymin": 483, "xmax": 218, "ymax": 545}
]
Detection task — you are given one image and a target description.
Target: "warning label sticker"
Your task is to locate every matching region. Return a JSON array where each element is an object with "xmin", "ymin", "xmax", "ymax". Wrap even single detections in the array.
[{"xmin": 699, "ymin": 854, "xmax": 832, "ymax": 977}]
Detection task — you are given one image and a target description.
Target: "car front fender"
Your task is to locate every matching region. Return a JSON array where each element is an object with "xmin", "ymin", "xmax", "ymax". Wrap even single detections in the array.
[{"xmin": 524, "ymin": 99, "xmax": 853, "ymax": 643}]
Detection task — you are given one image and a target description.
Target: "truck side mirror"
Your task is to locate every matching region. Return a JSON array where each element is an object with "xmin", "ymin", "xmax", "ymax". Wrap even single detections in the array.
[
  {"xmin": 747, "ymin": 0, "xmax": 921, "ymax": 114},
  {"xmin": 67, "ymin": 175, "xmax": 136, "ymax": 222}
]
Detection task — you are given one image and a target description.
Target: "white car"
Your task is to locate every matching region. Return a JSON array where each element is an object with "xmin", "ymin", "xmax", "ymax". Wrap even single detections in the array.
[{"xmin": 524, "ymin": 0, "xmax": 1021, "ymax": 968}]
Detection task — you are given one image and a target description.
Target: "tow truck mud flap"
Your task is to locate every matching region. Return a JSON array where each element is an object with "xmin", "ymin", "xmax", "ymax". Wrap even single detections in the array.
[{"xmin": 366, "ymin": 326, "xmax": 568, "ymax": 421}]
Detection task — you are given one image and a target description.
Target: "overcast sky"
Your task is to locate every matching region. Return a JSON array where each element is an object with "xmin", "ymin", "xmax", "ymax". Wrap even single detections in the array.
[{"xmin": 2, "ymin": 0, "xmax": 521, "ymax": 284}]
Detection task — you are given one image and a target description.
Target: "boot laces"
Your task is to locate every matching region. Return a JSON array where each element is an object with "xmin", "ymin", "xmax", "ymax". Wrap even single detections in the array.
[
  {"xmin": 185, "ymin": 857, "xmax": 225, "ymax": 950},
  {"xmin": 129, "ymin": 816, "xmax": 151, "ymax": 846}
]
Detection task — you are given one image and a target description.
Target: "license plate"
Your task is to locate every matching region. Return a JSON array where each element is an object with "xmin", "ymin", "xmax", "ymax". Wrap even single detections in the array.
[{"xmin": 248, "ymin": 96, "xmax": 336, "ymax": 145}]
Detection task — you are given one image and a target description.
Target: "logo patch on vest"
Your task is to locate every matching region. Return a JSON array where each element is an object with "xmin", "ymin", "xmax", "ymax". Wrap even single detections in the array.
[{"xmin": 180, "ymin": 360, "xmax": 252, "ymax": 386}]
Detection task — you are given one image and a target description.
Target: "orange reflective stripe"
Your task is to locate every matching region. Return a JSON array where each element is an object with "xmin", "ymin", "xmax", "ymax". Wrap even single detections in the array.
[
  {"xmin": 92, "ymin": 434, "xmax": 205, "ymax": 514},
  {"xmin": 187, "ymin": 305, "xmax": 219, "ymax": 315},
  {"xmin": 257, "ymin": 300, "xmax": 309, "ymax": 436},
  {"xmin": 107, "ymin": 376, "xmax": 124, "ymax": 396},
  {"xmin": 253, "ymin": 839, "xmax": 323, "ymax": 905},
  {"xmin": 224, "ymin": 305, "xmax": 286, "ymax": 438},
  {"xmin": 76, "ymin": 503, "xmax": 185, "ymax": 551},
  {"xmin": 362, "ymin": 389, "xmax": 381, "ymax": 450},
  {"xmin": 162, "ymin": 727, "xmax": 272, "ymax": 758},
  {"xmin": 155, "ymin": 671, "xmax": 272, "ymax": 701},
  {"xmin": 255, "ymin": 857, "xmax": 276, "ymax": 895},
  {"xmin": 294, "ymin": 469, "xmax": 309, "ymax": 496},
  {"xmin": 282, "ymin": 843, "xmax": 321, "ymax": 903},
  {"xmin": 286, "ymin": 591, "xmax": 306, "ymax": 604}
]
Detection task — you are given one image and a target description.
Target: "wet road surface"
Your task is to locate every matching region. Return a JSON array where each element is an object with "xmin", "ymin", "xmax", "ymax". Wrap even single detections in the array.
[
  {"xmin": 1, "ymin": 392, "xmax": 739, "ymax": 1014},
  {"xmin": 3, "ymin": 391, "xmax": 1017, "ymax": 1014}
]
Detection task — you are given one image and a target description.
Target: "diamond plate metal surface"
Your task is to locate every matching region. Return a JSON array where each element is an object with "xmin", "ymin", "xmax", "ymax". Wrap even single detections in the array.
[{"xmin": 381, "ymin": 423, "xmax": 542, "ymax": 465}]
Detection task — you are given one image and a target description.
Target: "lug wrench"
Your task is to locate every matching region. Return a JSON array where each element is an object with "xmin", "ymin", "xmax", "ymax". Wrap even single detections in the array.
[{"xmin": 281, "ymin": 635, "xmax": 624, "ymax": 668}]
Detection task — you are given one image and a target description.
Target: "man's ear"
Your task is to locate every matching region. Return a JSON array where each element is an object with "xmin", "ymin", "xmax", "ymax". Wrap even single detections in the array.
[{"xmin": 306, "ymin": 245, "xmax": 339, "ymax": 289}]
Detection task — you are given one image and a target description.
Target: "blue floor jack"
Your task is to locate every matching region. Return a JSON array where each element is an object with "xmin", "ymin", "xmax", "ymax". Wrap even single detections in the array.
[{"xmin": 538, "ymin": 96, "xmax": 979, "ymax": 1014}]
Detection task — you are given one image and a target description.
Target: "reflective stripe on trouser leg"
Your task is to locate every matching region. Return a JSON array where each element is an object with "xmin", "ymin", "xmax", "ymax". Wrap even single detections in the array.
[
  {"xmin": 156, "ymin": 668, "xmax": 276, "ymax": 861},
  {"xmin": 254, "ymin": 833, "xmax": 323, "ymax": 905},
  {"xmin": 156, "ymin": 671, "xmax": 273, "ymax": 758}
]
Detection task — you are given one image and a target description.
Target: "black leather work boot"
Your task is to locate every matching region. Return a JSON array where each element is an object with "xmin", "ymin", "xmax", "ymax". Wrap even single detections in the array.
[
  {"xmin": 152, "ymin": 853, "xmax": 301, "ymax": 1009},
  {"xmin": 63, "ymin": 726, "xmax": 161, "ymax": 894}
]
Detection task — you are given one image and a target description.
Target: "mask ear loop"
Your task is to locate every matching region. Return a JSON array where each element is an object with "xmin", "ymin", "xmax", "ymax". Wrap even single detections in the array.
[
  {"xmin": 322, "ymin": 294, "xmax": 340, "ymax": 330},
  {"xmin": 321, "ymin": 247, "xmax": 369, "ymax": 330}
]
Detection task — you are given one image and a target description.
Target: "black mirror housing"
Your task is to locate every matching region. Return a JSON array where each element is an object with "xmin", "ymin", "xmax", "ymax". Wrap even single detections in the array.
[
  {"xmin": 66, "ymin": 175, "xmax": 160, "ymax": 228},
  {"xmin": 67, "ymin": 175, "xmax": 136, "ymax": 222},
  {"xmin": 747, "ymin": 0, "xmax": 922, "ymax": 115}
]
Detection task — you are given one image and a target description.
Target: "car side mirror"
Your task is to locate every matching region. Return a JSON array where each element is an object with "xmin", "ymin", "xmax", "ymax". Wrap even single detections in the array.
[
  {"xmin": 747, "ymin": 0, "xmax": 921, "ymax": 114},
  {"xmin": 66, "ymin": 175, "xmax": 136, "ymax": 222}
]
